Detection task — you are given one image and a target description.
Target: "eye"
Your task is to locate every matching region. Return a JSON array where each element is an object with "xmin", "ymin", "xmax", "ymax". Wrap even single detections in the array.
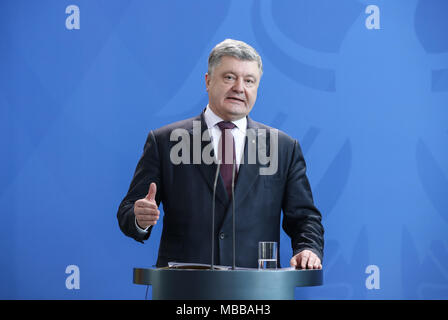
[
  {"xmin": 224, "ymin": 75, "xmax": 235, "ymax": 81},
  {"xmin": 245, "ymin": 79, "xmax": 255, "ymax": 86}
]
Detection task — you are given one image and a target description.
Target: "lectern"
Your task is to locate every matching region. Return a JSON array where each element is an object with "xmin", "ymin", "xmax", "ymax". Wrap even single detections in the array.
[{"xmin": 133, "ymin": 268, "xmax": 323, "ymax": 300}]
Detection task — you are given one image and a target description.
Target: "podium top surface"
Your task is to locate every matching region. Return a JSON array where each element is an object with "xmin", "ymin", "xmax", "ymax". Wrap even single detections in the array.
[{"xmin": 133, "ymin": 267, "xmax": 323, "ymax": 288}]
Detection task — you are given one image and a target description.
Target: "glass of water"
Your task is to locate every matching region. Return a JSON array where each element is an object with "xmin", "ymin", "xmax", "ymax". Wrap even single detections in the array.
[{"xmin": 258, "ymin": 241, "xmax": 278, "ymax": 270}]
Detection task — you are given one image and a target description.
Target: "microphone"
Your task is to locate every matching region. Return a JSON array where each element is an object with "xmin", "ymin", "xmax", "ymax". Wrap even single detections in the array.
[
  {"xmin": 211, "ymin": 161, "xmax": 221, "ymax": 270},
  {"xmin": 231, "ymin": 158, "xmax": 236, "ymax": 270}
]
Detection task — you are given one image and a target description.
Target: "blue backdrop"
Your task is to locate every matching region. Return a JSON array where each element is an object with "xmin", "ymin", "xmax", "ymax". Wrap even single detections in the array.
[{"xmin": 1, "ymin": 0, "xmax": 447, "ymax": 300}]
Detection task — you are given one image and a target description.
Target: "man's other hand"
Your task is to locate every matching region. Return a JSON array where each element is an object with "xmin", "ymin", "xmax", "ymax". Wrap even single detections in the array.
[{"xmin": 290, "ymin": 249, "xmax": 322, "ymax": 269}]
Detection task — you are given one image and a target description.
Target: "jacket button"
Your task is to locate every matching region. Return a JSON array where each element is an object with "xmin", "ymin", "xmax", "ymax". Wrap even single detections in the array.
[{"xmin": 219, "ymin": 232, "xmax": 225, "ymax": 240}]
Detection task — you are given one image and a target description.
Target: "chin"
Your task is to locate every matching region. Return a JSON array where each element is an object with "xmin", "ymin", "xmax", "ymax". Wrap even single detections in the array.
[
  {"xmin": 216, "ymin": 103, "xmax": 250, "ymax": 120},
  {"xmin": 228, "ymin": 111, "xmax": 249, "ymax": 120},
  {"xmin": 225, "ymin": 102, "xmax": 246, "ymax": 111}
]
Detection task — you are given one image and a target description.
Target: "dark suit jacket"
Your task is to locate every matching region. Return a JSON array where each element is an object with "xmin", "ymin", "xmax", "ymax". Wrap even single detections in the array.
[{"xmin": 117, "ymin": 112, "xmax": 324, "ymax": 268}]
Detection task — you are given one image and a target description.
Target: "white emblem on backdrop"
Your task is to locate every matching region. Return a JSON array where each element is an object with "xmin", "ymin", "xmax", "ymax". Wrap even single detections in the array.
[
  {"xmin": 365, "ymin": 264, "xmax": 380, "ymax": 289},
  {"xmin": 365, "ymin": 5, "xmax": 381, "ymax": 30},
  {"xmin": 66, "ymin": 5, "xmax": 80, "ymax": 30},
  {"xmin": 65, "ymin": 265, "xmax": 80, "ymax": 290}
]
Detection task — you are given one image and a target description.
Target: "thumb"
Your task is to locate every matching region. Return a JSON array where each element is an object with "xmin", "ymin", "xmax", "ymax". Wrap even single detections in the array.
[{"xmin": 145, "ymin": 182, "xmax": 157, "ymax": 202}]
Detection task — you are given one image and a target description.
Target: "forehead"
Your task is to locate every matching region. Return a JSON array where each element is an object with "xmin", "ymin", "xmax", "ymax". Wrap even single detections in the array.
[{"xmin": 214, "ymin": 56, "xmax": 260, "ymax": 78}]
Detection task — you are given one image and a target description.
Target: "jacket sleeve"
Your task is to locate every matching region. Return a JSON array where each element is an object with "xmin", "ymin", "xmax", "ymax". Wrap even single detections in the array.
[
  {"xmin": 116, "ymin": 130, "xmax": 162, "ymax": 243},
  {"xmin": 281, "ymin": 139, "xmax": 324, "ymax": 262}
]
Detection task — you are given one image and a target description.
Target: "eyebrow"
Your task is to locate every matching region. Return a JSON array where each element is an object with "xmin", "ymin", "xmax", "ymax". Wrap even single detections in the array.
[{"xmin": 223, "ymin": 71, "xmax": 257, "ymax": 79}]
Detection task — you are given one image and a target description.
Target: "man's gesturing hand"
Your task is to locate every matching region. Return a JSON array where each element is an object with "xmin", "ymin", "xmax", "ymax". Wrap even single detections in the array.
[
  {"xmin": 290, "ymin": 249, "xmax": 322, "ymax": 270},
  {"xmin": 134, "ymin": 183, "xmax": 160, "ymax": 229}
]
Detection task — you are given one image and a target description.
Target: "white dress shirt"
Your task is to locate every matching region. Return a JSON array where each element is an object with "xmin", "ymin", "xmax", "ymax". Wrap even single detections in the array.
[
  {"xmin": 136, "ymin": 105, "xmax": 248, "ymax": 233},
  {"xmin": 203, "ymin": 104, "xmax": 247, "ymax": 169}
]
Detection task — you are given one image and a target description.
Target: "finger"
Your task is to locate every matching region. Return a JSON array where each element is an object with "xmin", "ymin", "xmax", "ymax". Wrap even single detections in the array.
[
  {"xmin": 308, "ymin": 254, "xmax": 321, "ymax": 269},
  {"xmin": 307, "ymin": 256, "xmax": 316, "ymax": 269},
  {"xmin": 134, "ymin": 203, "xmax": 155, "ymax": 212},
  {"xmin": 313, "ymin": 257, "xmax": 322, "ymax": 269},
  {"xmin": 135, "ymin": 212, "xmax": 159, "ymax": 221},
  {"xmin": 134, "ymin": 199, "xmax": 146, "ymax": 208},
  {"xmin": 145, "ymin": 182, "xmax": 157, "ymax": 201},
  {"xmin": 136, "ymin": 220, "xmax": 150, "ymax": 229},
  {"xmin": 136, "ymin": 213, "xmax": 159, "ymax": 224},
  {"xmin": 137, "ymin": 218, "xmax": 159, "ymax": 225},
  {"xmin": 290, "ymin": 257, "xmax": 297, "ymax": 268},
  {"xmin": 134, "ymin": 199, "xmax": 159, "ymax": 212},
  {"xmin": 300, "ymin": 252, "xmax": 309, "ymax": 269},
  {"xmin": 135, "ymin": 208, "xmax": 160, "ymax": 219}
]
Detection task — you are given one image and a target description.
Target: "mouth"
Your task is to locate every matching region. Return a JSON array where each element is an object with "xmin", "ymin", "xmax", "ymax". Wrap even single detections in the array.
[{"xmin": 226, "ymin": 96, "xmax": 245, "ymax": 104}]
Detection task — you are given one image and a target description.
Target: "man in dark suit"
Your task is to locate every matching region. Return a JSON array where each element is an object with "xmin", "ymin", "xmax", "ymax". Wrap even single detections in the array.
[{"xmin": 117, "ymin": 39, "xmax": 324, "ymax": 269}]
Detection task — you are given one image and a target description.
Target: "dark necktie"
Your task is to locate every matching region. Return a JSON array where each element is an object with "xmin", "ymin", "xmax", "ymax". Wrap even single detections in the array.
[{"xmin": 217, "ymin": 121, "xmax": 238, "ymax": 198}]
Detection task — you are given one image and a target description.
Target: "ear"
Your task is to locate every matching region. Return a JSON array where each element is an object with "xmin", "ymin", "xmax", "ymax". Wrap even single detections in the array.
[{"xmin": 205, "ymin": 73, "xmax": 210, "ymax": 92}]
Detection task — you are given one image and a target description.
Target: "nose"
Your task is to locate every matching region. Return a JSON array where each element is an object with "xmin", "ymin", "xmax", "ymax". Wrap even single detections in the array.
[{"xmin": 232, "ymin": 78, "xmax": 244, "ymax": 93}]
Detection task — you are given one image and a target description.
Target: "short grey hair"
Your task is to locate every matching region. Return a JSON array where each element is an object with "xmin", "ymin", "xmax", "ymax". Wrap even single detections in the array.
[{"xmin": 207, "ymin": 39, "xmax": 263, "ymax": 77}]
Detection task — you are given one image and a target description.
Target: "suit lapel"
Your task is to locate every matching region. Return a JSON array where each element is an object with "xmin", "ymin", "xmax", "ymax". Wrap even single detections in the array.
[
  {"xmin": 186, "ymin": 113, "xmax": 269, "ymax": 210},
  {"xmin": 188, "ymin": 112, "xmax": 228, "ymax": 206},
  {"xmin": 219, "ymin": 116, "xmax": 268, "ymax": 229},
  {"xmin": 233, "ymin": 117, "xmax": 266, "ymax": 208}
]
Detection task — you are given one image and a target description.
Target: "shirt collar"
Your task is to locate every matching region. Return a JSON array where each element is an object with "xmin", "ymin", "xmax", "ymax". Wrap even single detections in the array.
[{"xmin": 204, "ymin": 105, "xmax": 247, "ymax": 133}]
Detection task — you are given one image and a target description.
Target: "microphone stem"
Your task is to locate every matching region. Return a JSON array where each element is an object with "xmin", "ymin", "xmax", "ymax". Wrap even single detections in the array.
[
  {"xmin": 232, "ymin": 159, "xmax": 236, "ymax": 270},
  {"xmin": 211, "ymin": 161, "xmax": 220, "ymax": 270}
]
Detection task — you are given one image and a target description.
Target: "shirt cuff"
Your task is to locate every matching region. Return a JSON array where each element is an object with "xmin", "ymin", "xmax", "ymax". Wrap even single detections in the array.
[{"xmin": 135, "ymin": 217, "xmax": 150, "ymax": 234}]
